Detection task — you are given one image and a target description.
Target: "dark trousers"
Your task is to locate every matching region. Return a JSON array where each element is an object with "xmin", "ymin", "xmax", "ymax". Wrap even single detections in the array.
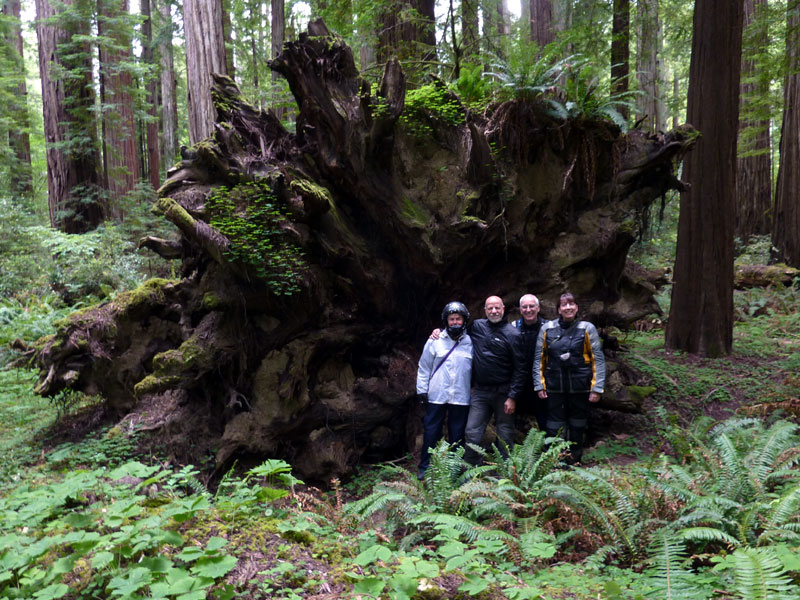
[
  {"xmin": 546, "ymin": 392, "xmax": 590, "ymax": 461},
  {"xmin": 518, "ymin": 382, "xmax": 548, "ymax": 432},
  {"xmin": 419, "ymin": 403, "xmax": 470, "ymax": 473},
  {"xmin": 464, "ymin": 386, "xmax": 515, "ymax": 465}
]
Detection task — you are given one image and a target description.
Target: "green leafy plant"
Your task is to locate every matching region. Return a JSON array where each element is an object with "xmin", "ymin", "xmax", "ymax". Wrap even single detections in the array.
[
  {"xmin": 205, "ymin": 180, "xmax": 306, "ymax": 296},
  {"xmin": 654, "ymin": 419, "xmax": 800, "ymax": 550},
  {"xmin": 484, "ymin": 49, "xmax": 574, "ymax": 103},
  {"xmin": 398, "ymin": 82, "xmax": 464, "ymax": 138},
  {"xmin": 545, "ymin": 58, "xmax": 638, "ymax": 131}
]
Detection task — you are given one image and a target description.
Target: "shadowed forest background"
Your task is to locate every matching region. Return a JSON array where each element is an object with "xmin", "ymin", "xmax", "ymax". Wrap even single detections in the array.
[{"xmin": 1, "ymin": 1, "xmax": 800, "ymax": 599}]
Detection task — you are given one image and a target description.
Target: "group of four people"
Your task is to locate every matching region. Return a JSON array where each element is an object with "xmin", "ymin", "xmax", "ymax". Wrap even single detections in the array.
[{"xmin": 416, "ymin": 292, "xmax": 606, "ymax": 479}]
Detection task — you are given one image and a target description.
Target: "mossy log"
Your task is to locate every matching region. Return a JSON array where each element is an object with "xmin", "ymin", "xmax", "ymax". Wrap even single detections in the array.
[{"xmin": 33, "ymin": 20, "xmax": 695, "ymax": 480}]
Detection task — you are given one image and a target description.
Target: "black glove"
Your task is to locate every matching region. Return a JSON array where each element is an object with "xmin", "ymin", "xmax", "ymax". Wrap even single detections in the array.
[{"xmin": 417, "ymin": 393, "xmax": 428, "ymax": 406}]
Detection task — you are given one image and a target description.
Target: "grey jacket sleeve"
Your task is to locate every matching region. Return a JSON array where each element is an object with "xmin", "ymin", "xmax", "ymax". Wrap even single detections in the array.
[
  {"xmin": 585, "ymin": 323, "xmax": 606, "ymax": 394},
  {"xmin": 416, "ymin": 339, "xmax": 435, "ymax": 394}
]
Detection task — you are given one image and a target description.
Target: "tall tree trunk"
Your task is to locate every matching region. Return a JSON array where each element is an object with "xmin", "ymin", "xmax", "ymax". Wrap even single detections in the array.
[
  {"xmin": 772, "ymin": 0, "xmax": 800, "ymax": 266},
  {"xmin": 271, "ymin": 0, "xmax": 285, "ymax": 117},
  {"xmin": 611, "ymin": 0, "xmax": 630, "ymax": 120},
  {"xmin": 483, "ymin": 0, "xmax": 510, "ymax": 58},
  {"xmin": 636, "ymin": 0, "xmax": 665, "ymax": 133},
  {"xmin": 666, "ymin": 0, "xmax": 744, "ymax": 357},
  {"xmin": 461, "ymin": 0, "xmax": 479, "ymax": 60},
  {"xmin": 2, "ymin": 0, "xmax": 33, "ymax": 198},
  {"xmin": 141, "ymin": 0, "xmax": 161, "ymax": 190},
  {"xmin": 98, "ymin": 0, "xmax": 140, "ymax": 212},
  {"xmin": 184, "ymin": 0, "xmax": 227, "ymax": 144},
  {"xmin": 222, "ymin": 0, "xmax": 235, "ymax": 77},
  {"xmin": 35, "ymin": 0, "xmax": 104, "ymax": 233},
  {"xmin": 529, "ymin": 0, "xmax": 553, "ymax": 47},
  {"xmin": 735, "ymin": 0, "xmax": 771, "ymax": 243},
  {"xmin": 376, "ymin": 0, "xmax": 436, "ymax": 71},
  {"xmin": 157, "ymin": 0, "xmax": 178, "ymax": 167}
]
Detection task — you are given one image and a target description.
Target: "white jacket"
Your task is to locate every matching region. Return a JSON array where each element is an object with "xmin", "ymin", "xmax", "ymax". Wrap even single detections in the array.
[{"xmin": 416, "ymin": 332, "xmax": 473, "ymax": 405}]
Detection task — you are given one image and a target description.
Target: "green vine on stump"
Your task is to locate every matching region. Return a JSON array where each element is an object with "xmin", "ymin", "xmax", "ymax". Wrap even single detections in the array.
[{"xmin": 206, "ymin": 181, "xmax": 305, "ymax": 296}]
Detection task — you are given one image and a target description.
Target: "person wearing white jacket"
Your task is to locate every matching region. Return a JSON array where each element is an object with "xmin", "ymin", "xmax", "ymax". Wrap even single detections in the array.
[{"xmin": 416, "ymin": 302, "xmax": 473, "ymax": 480}]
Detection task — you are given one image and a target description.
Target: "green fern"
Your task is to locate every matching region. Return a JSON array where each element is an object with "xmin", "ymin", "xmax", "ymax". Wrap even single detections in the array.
[
  {"xmin": 653, "ymin": 419, "xmax": 800, "ymax": 550},
  {"xmin": 645, "ymin": 531, "xmax": 706, "ymax": 600},
  {"xmin": 727, "ymin": 547, "xmax": 797, "ymax": 600}
]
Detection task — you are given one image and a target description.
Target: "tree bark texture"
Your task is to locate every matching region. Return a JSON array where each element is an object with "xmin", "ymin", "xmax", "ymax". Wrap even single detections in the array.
[
  {"xmin": 735, "ymin": 0, "xmax": 771, "ymax": 243},
  {"xmin": 141, "ymin": 0, "xmax": 161, "ymax": 190},
  {"xmin": 2, "ymin": 0, "xmax": 33, "ymax": 198},
  {"xmin": 35, "ymin": 0, "xmax": 104, "ymax": 233},
  {"xmin": 461, "ymin": 0, "xmax": 479, "ymax": 59},
  {"xmin": 98, "ymin": 0, "xmax": 140, "ymax": 209},
  {"xmin": 157, "ymin": 0, "xmax": 178, "ymax": 167},
  {"xmin": 636, "ymin": 0, "xmax": 664, "ymax": 133},
  {"xmin": 666, "ymin": 0, "xmax": 743, "ymax": 357},
  {"xmin": 184, "ymin": 0, "xmax": 227, "ymax": 143},
  {"xmin": 377, "ymin": 0, "xmax": 436, "ymax": 74},
  {"xmin": 33, "ymin": 22, "xmax": 696, "ymax": 479},
  {"xmin": 222, "ymin": 0, "xmax": 235, "ymax": 77},
  {"xmin": 529, "ymin": 0, "xmax": 554, "ymax": 47},
  {"xmin": 611, "ymin": 0, "xmax": 630, "ymax": 120},
  {"xmin": 772, "ymin": 0, "xmax": 800, "ymax": 266},
  {"xmin": 483, "ymin": 0, "xmax": 510, "ymax": 58}
]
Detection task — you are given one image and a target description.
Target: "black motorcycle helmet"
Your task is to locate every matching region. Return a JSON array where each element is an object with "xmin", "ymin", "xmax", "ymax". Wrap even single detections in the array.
[{"xmin": 441, "ymin": 301, "xmax": 469, "ymax": 338}]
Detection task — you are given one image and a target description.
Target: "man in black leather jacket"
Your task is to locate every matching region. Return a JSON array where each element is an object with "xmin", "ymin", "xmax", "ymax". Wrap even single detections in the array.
[
  {"xmin": 513, "ymin": 294, "xmax": 547, "ymax": 431},
  {"xmin": 463, "ymin": 295, "xmax": 526, "ymax": 464}
]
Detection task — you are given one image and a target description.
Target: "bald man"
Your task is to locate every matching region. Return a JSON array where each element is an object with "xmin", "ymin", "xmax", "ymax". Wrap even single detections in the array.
[{"xmin": 462, "ymin": 295, "xmax": 525, "ymax": 464}]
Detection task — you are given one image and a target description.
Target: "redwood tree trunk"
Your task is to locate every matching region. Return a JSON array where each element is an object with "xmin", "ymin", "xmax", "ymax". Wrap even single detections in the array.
[
  {"xmin": 35, "ymin": 0, "xmax": 104, "ymax": 232},
  {"xmin": 141, "ymin": 0, "xmax": 161, "ymax": 190},
  {"xmin": 772, "ymin": 0, "xmax": 800, "ymax": 266},
  {"xmin": 666, "ymin": 0, "xmax": 744, "ymax": 357},
  {"xmin": 157, "ymin": 0, "xmax": 178, "ymax": 167},
  {"xmin": 611, "ymin": 0, "xmax": 630, "ymax": 120},
  {"xmin": 636, "ymin": 0, "xmax": 664, "ymax": 133},
  {"xmin": 735, "ymin": 0, "xmax": 771, "ymax": 243},
  {"xmin": 222, "ymin": 0, "xmax": 235, "ymax": 77},
  {"xmin": 461, "ymin": 0, "xmax": 479, "ymax": 59},
  {"xmin": 271, "ymin": 0, "xmax": 285, "ymax": 117},
  {"xmin": 98, "ymin": 0, "xmax": 140, "ymax": 211},
  {"xmin": 184, "ymin": 0, "xmax": 227, "ymax": 144},
  {"xmin": 377, "ymin": 0, "xmax": 436, "ymax": 70},
  {"xmin": 2, "ymin": 0, "xmax": 33, "ymax": 198},
  {"xmin": 529, "ymin": 0, "xmax": 553, "ymax": 47}
]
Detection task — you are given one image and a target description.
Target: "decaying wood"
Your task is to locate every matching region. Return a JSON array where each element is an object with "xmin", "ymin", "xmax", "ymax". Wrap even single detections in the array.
[{"xmin": 33, "ymin": 21, "xmax": 695, "ymax": 479}]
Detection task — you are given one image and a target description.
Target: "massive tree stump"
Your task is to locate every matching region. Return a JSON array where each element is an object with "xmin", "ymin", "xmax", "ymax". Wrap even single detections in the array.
[{"xmin": 33, "ymin": 21, "xmax": 694, "ymax": 480}]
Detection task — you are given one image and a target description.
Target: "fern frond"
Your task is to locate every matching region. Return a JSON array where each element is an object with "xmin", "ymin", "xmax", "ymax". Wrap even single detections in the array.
[
  {"xmin": 406, "ymin": 512, "xmax": 513, "ymax": 544},
  {"xmin": 712, "ymin": 433, "xmax": 748, "ymax": 499},
  {"xmin": 645, "ymin": 531, "xmax": 692, "ymax": 600},
  {"xmin": 678, "ymin": 526, "xmax": 740, "ymax": 548},
  {"xmin": 747, "ymin": 421, "xmax": 799, "ymax": 484},
  {"xmin": 761, "ymin": 486, "xmax": 800, "ymax": 533},
  {"xmin": 729, "ymin": 547, "xmax": 797, "ymax": 600}
]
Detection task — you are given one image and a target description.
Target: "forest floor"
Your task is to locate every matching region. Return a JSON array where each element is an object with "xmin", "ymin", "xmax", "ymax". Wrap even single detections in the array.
[{"xmin": 2, "ymin": 285, "xmax": 800, "ymax": 600}]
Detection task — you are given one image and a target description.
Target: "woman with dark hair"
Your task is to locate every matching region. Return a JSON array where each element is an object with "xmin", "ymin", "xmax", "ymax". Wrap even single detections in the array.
[{"xmin": 532, "ymin": 293, "xmax": 605, "ymax": 463}]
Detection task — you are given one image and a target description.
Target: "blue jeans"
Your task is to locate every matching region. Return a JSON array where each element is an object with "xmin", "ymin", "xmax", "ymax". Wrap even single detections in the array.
[
  {"xmin": 464, "ymin": 386, "xmax": 515, "ymax": 465},
  {"xmin": 419, "ymin": 403, "xmax": 470, "ymax": 473}
]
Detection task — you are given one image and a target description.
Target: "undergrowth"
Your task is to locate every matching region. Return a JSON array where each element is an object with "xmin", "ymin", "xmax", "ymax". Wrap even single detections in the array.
[{"xmin": 1, "ymin": 274, "xmax": 799, "ymax": 599}]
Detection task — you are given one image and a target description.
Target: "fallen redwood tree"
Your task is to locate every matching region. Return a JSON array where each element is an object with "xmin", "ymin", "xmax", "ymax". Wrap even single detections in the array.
[{"xmin": 33, "ymin": 21, "xmax": 695, "ymax": 480}]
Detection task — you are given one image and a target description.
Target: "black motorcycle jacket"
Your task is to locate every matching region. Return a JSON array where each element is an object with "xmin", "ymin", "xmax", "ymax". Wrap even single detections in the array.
[
  {"xmin": 533, "ymin": 317, "xmax": 606, "ymax": 394},
  {"xmin": 469, "ymin": 319, "xmax": 526, "ymax": 399}
]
